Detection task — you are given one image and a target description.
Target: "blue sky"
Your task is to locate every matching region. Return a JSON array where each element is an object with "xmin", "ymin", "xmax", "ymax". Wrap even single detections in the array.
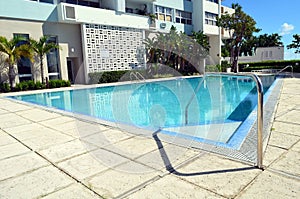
[{"xmin": 222, "ymin": 0, "xmax": 300, "ymax": 60}]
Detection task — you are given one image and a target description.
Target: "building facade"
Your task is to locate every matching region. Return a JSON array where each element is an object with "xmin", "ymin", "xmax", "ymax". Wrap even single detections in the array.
[
  {"xmin": 0, "ymin": 0, "xmax": 233, "ymax": 84},
  {"xmin": 235, "ymin": 46, "xmax": 285, "ymax": 63}
]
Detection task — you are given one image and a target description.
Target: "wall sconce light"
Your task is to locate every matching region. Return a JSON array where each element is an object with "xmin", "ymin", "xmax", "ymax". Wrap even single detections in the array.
[{"xmin": 70, "ymin": 47, "xmax": 75, "ymax": 53}]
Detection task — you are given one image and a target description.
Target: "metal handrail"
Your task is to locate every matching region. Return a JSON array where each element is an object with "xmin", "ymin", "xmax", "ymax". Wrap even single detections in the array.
[
  {"xmin": 184, "ymin": 72, "xmax": 264, "ymax": 169},
  {"xmin": 276, "ymin": 65, "xmax": 293, "ymax": 77},
  {"xmin": 130, "ymin": 71, "xmax": 145, "ymax": 81}
]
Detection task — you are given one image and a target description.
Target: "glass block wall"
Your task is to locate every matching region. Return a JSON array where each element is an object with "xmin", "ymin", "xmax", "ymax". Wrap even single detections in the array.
[{"xmin": 82, "ymin": 24, "xmax": 145, "ymax": 73}]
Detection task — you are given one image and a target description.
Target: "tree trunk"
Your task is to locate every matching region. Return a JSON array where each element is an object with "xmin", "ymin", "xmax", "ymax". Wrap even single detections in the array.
[
  {"xmin": 40, "ymin": 55, "xmax": 44, "ymax": 84},
  {"xmin": 8, "ymin": 65, "xmax": 15, "ymax": 88}
]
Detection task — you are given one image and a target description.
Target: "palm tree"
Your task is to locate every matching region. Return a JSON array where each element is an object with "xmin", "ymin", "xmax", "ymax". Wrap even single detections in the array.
[
  {"xmin": 287, "ymin": 34, "xmax": 300, "ymax": 54},
  {"xmin": 0, "ymin": 36, "xmax": 33, "ymax": 88},
  {"xmin": 30, "ymin": 36, "xmax": 60, "ymax": 83}
]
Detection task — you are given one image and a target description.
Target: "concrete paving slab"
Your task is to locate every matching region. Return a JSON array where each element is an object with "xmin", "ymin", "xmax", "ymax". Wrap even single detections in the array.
[
  {"xmin": 85, "ymin": 162, "xmax": 160, "ymax": 198},
  {"xmin": 174, "ymin": 154, "xmax": 261, "ymax": 198},
  {"xmin": 16, "ymin": 108, "xmax": 60, "ymax": 122},
  {"xmin": 0, "ymin": 152, "xmax": 49, "ymax": 181},
  {"xmin": 271, "ymin": 121, "xmax": 300, "ymax": 137},
  {"xmin": 48, "ymin": 120, "xmax": 100, "ymax": 131},
  {"xmin": 58, "ymin": 148, "xmax": 130, "ymax": 180},
  {"xmin": 4, "ymin": 124, "xmax": 59, "ymax": 141},
  {"xmin": 61, "ymin": 123, "xmax": 111, "ymax": 138},
  {"xmin": 237, "ymin": 170, "xmax": 300, "ymax": 199},
  {"xmin": 0, "ymin": 131, "xmax": 18, "ymax": 146},
  {"xmin": 135, "ymin": 144, "xmax": 200, "ymax": 171},
  {"xmin": 81, "ymin": 129, "xmax": 133, "ymax": 148},
  {"xmin": 100, "ymin": 128, "xmax": 134, "ymax": 143},
  {"xmin": 21, "ymin": 131, "xmax": 74, "ymax": 150},
  {"xmin": 0, "ymin": 113, "xmax": 32, "ymax": 128},
  {"xmin": 0, "ymin": 166, "xmax": 73, "ymax": 199},
  {"xmin": 0, "ymin": 142, "xmax": 31, "ymax": 161},
  {"xmin": 270, "ymin": 150, "xmax": 300, "ymax": 177},
  {"xmin": 103, "ymin": 136, "xmax": 160, "ymax": 159},
  {"xmin": 127, "ymin": 174, "xmax": 225, "ymax": 199},
  {"xmin": 268, "ymin": 131, "xmax": 300, "ymax": 149},
  {"xmin": 291, "ymin": 140, "xmax": 300, "ymax": 152},
  {"xmin": 0, "ymin": 108, "xmax": 9, "ymax": 115},
  {"xmin": 113, "ymin": 159, "xmax": 162, "ymax": 174},
  {"xmin": 0, "ymin": 101, "xmax": 33, "ymax": 112},
  {"xmin": 275, "ymin": 110, "xmax": 300, "ymax": 125},
  {"xmin": 41, "ymin": 183, "xmax": 101, "ymax": 199},
  {"xmin": 263, "ymin": 145, "xmax": 287, "ymax": 167},
  {"xmin": 39, "ymin": 116, "xmax": 76, "ymax": 127},
  {"xmin": 39, "ymin": 139, "xmax": 98, "ymax": 163}
]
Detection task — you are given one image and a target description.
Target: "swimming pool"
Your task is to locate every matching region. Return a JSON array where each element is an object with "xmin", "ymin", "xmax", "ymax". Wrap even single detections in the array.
[{"xmin": 9, "ymin": 75, "xmax": 274, "ymax": 148}]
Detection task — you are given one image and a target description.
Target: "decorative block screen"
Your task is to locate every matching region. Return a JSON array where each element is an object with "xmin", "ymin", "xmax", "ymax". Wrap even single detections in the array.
[{"xmin": 83, "ymin": 24, "xmax": 145, "ymax": 73}]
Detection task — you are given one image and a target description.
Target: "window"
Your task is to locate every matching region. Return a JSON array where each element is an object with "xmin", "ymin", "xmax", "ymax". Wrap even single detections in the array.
[
  {"xmin": 46, "ymin": 36, "xmax": 60, "ymax": 80},
  {"xmin": 30, "ymin": 0, "xmax": 53, "ymax": 4},
  {"xmin": 155, "ymin": 6, "xmax": 172, "ymax": 22},
  {"xmin": 175, "ymin": 10, "xmax": 192, "ymax": 25},
  {"xmin": 65, "ymin": 0, "xmax": 99, "ymax": 8},
  {"xmin": 13, "ymin": 33, "xmax": 32, "ymax": 82},
  {"xmin": 206, "ymin": 0, "xmax": 219, "ymax": 3},
  {"xmin": 205, "ymin": 12, "xmax": 218, "ymax": 26}
]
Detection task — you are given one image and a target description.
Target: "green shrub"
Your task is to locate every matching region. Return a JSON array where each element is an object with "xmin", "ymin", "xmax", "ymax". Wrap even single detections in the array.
[
  {"xmin": 48, "ymin": 79, "xmax": 71, "ymax": 88},
  {"xmin": 240, "ymin": 60, "xmax": 300, "ymax": 73},
  {"xmin": 35, "ymin": 81, "xmax": 44, "ymax": 89},
  {"xmin": 205, "ymin": 65, "xmax": 220, "ymax": 72},
  {"xmin": 15, "ymin": 82, "xmax": 23, "ymax": 91},
  {"xmin": 88, "ymin": 70, "xmax": 128, "ymax": 84},
  {"xmin": 62, "ymin": 80, "xmax": 71, "ymax": 87},
  {"xmin": 48, "ymin": 80, "xmax": 57, "ymax": 88},
  {"xmin": 55, "ymin": 80, "xmax": 63, "ymax": 88},
  {"xmin": 26, "ymin": 80, "xmax": 36, "ymax": 90},
  {"xmin": 0, "ymin": 82, "xmax": 11, "ymax": 93}
]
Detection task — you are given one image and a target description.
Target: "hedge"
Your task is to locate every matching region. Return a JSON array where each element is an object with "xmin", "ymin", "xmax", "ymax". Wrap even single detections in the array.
[
  {"xmin": 240, "ymin": 60, "xmax": 300, "ymax": 72},
  {"xmin": 88, "ymin": 66, "xmax": 182, "ymax": 84},
  {"xmin": 0, "ymin": 79, "xmax": 71, "ymax": 93}
]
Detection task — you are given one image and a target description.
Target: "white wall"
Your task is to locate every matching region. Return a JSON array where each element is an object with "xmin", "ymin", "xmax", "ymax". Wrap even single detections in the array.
[
  {"xmin": 43, "ymin": 23, "xmax": 84, "ymax": 83},
  {"xmin": 58, "ymin": 3, "xmax": 150, "ymax": 29},
  {"xmin": 224, "ymin": 46, "xmax": 285, "ymax": 63},
  {"xmin": 209, "ymin": 35, "xmax": 221, "ymax": 65},
  {"xmin": 193, "ymin": 0, "xmax": 204, "ymax": 32}
]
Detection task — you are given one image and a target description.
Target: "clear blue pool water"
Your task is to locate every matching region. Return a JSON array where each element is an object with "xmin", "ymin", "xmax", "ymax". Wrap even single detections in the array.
[{"xmin": 9, "ymin": 75, "xmax": 273, "ymax": 146}]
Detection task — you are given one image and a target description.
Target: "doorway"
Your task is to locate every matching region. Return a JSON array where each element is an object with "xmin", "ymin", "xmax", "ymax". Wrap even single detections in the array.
[{"xmin": 67, "ymin": 58, "xmax": 74, "ymax": 84}]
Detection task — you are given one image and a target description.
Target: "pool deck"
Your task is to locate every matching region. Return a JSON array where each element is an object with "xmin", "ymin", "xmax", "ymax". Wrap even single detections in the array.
[{"xmin": 0, "ymin": 77, "xmax": 299, "ymax": 199}]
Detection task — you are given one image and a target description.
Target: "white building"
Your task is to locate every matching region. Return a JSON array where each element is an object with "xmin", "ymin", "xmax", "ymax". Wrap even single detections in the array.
[
  {"xmin": 0, "ymin": 0, "xmax": 233, "ymax": 84},
  {"xmin": 238, "ymin": 46, "xmax": 284, "ymax": 63},
  {"xmin": 224, "ymin": 46, "xmax": 284, "ymax": 64}
]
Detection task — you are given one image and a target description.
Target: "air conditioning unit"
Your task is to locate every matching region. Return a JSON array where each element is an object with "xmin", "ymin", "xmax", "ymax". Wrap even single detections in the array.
[
  {"xmin": 160, "ymin": 23, "xmax": 166, "ymax": 29},
  {"xmin": 64, "ymin": 5, "xmax": 76, "ymax": 20}
]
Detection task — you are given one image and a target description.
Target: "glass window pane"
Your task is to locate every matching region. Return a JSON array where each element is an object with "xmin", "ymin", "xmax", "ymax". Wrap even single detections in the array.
[
  {"xmin": 166, "ymin": 8, "xmax": 172, "ymax": 14},
  {"xmin": 166, "ymin": 15, "xmax": 172, "ymax": 22},
  {"xmin": 158, "ymin": 14, "xmax": 165, "ymax": 21},
  {"xmin": 158, "ymin": 6, "xmax": 164, "ymax": 13},
  {"xmin": 40, "ymin": 0, "xmax": 53, "ymax": 4},
  {"xmin": 46, "ymin": 36, "xmax": 60, "ymax": 76}
]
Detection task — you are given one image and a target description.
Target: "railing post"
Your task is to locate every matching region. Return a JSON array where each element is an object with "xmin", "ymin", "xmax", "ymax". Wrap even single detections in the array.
[{"xmin": 251, "ymin": 74, "xmax": 264, "ymax": 169}]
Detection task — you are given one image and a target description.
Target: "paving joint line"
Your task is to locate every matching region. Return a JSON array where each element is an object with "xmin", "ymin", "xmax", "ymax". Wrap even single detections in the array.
[
  {"xmin": 1, "ymin": 123, "xmax": 105, "ymax": 199},
  {"xmin": 266, "ymin": 167, "xmax": 300, "ymax": 181}
]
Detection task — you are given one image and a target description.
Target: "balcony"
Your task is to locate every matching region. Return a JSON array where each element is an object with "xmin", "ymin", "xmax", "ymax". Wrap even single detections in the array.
[
  {"xmin": 0, "ymin": 0, "xmax": 57, "ymax": 22},
  {"xmin": 125, "ymin": 0, "xmax": 156, "ymax": 16},
  {"xmin": 57, "ymin": 3, "xmax": 151, "ymax": 29}
]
